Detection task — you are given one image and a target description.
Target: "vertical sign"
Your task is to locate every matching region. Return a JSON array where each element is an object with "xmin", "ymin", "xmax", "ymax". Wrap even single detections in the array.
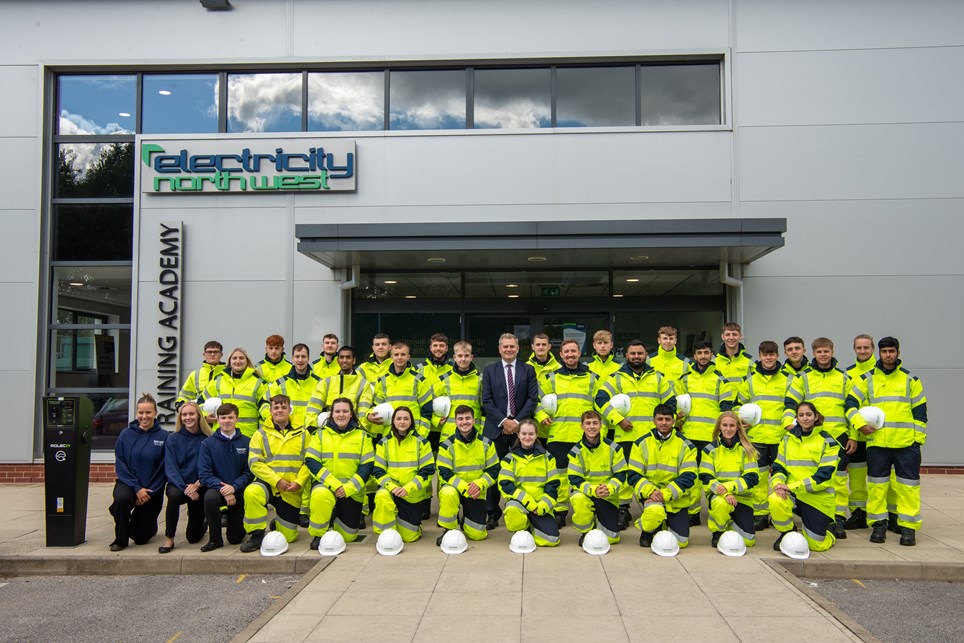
[{"xmin": 156, "ymin": 221, "xmax": 183, "ymax": 426}]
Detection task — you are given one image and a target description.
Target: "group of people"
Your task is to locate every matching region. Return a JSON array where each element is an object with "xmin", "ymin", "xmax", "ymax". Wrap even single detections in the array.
[{"xmin": 108, "ymin": 324, "xmax": 927, "ymax": 559}]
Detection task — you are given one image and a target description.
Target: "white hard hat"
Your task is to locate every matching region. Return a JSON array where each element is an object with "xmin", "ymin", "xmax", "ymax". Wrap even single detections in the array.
[
  {"xmin": 779, "ymin": 531, "xmax": 810, "ymax": 560},
  {"xmin": 439, "ymin": 529, "xmax": 468, "ymax": 555},
  {"xmin": 202, "ymin": 397, "xmax": 222, "ymax": 416},
  {"xmin": 375, "ymin": 528, "xmax": 404, "ymax": 556},
  {"xmin": 318, "ymin": 531, "xmax": 346, "ymax": 557},
  {"xmin": 370, "ymin": 402, "xmax": 394, "ymax": 425},
  {"xmin": 717, "ymin": 530, "xmax": 746, "ymax": 557},
  {"xmin": 675, "ymin": 394, "xmax": 692, "ymax": 416},
  {"xmin": 581, "ymin": 529, "xmax": 610, "ymax": 556},
  {"xmin": 651, "ymin": 530, "xmax": 680, "ymax": 557},
  {"xmin": 738, "ymin": 403, "xmax": 763, "ymax": 427},
  {"xmin": 509, "ymin": 530, "xmax": 536, "ymax": 554},
  {"xmin": 260, "ymin": 531, "xmax": 289, "ymax": 557},
  {"xmin": 858, "ymin": 406, "xmax": 886, "ymax": 430},
  {"xmin": 432, "ymin": 396, "xmax": 452, "ymax": 418},
  {"xmin": 610, "ymin": 393, "xmax": 632, "ymax": 416},
  {"xmin": 540, "ymin": 393, "xmax": 558, "ymax": 416},
  {"xmin": 315, "ymin": 411, "xmax": 330, "ymax": 428}
]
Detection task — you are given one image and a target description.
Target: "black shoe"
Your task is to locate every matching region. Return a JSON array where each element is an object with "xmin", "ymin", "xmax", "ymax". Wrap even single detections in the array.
[
  {"xmin": 240, "ymin": 530, "xmax": 265, "ymax": 553},
  {"xmin": 753, "ymin": 516, "xmax": 769, "ymax": 532},
  {"xmin": 158, "ymin": 542, "xmax": 175, "ymax": 554},
  {"xmin": 299, "ymin": 515, "xmax": 310, "ymax": 529},
  {"xmin": 578, "ymin": 532, "xmax": 586, "ymax": 547},
  {"xmin": 486, "ymin": 514, "xmax": 500, "ymax": 530},
  {"xmin": 870, "ymin": 521, "xmax": 887, "ymax": 543},
  {"xmin": 844, "ymin": 508, "xmax": 867, "ymax": 530},
  {"xmin": 617, "ymin": 507, "xmax": 631, "ymax": 531},
  {"xmin": 422, "ymin": 506, "xmax": 432, "ymax": 521},
  {"xmin": 888, "ymin": 512, "xmax": 900, "ymax": 534},
  {"xmin": 899, "ymin": 527, "xmax": 916, "ymax": 546},
  {"xmin": 436, "ymin": 529, "xmax": 449, "ymax": 546},
  {"xmin": 109, "ymin": 542, "xmax": 126, "ymax": 552},
  {"xmin": 268, "ymin": 519, "xmax": 277, "ymax": 532},
  {"xmin": 200, "ymin": 540, "xmax": 223, "ymax": 553},
  {"xmin": 310, "ymin": 536, "xmax": 321, "ymax": 550},
  {"xmin": 220, "ymin": 513, "xmax": 228, "ymax": 528},
  {"xmin": 555, "ymin": 513, "xmax": 567, "ymax": 529},
  {"xmin": 832, "ymin": 516, "xmax": 847, "ymax": 539},
  {"xmin": 358, "ymin": 515, "xmax": 367, "ymax": 529},
  {"xmin": 688, "ymin": 514, "xmax": 701, "ymax": 527},
  {"xmin": 773, "ymin": 531, "xmax": 789, "ymax": 552},
  {"xmin": 711, "ymin": 531, "xmax": 721, "ymax": 548},
  {"xmin": 639, "ymin": 530, "xmax": 654, "ymax": 548}
]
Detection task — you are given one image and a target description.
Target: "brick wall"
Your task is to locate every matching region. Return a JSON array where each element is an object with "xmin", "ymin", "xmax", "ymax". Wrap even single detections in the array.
[{"xmin": 0, "ymin": 463, "xmax": 116, "ymax": 483}]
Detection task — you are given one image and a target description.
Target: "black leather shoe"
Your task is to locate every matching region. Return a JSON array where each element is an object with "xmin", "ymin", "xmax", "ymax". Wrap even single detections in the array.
[
  {"xmin": 772, "ymin": 531, "xmax": 788, "ymax": 552},
  {"xmin": 109, "ymin": 543, "xmax": 126, "ymax": 552},
  {"xmin": 888, "ymin": 512, "xmax": 900, "ymax": 534},
  {"xmin": 844, "ymin": 508, "xmax": 867, "ymax": 530},
  {"xmin": 639, "ymin": 530, "xmax": 654, "ymax": 548},
  {"xmin": 220, "ymin": 513, "xmax": 228, "ymax": 528},
  {"xmin": 240, "ymin": 530, "xmax": 265, "ymax": 553},
  {"xmin": 688, "ymin": 514, "xmax": 701, "ymax": 527},
  {"xmin": 310, "ymin": 536, "xmax": 321, "ymax": 550},
  {"xmin": 299, "ymin": 515, "xmax": 310, "ymax": 528},
  {"xmin": 486, "ymin": 515, "xmax": 499, "ymax": 530},
  {"xmin": 870, "ymin": 521, "xmax": 887, "ymax": 543},
  {"xmin": 200, "ymin": 540, "xmax": 223, "ymax": 553},
  {"xmin": 832, "ymin": 516, "xmax": 847, "ymax": 539},
  {"xmin": 436, "ymin": 529, "xmax": 449, "ymax": 546},
  {"xmin": 617, "ymin": 507, "xmax": 631, "ymax": 531},
  {"xmin": 578, "ymin": 532, "xmax": 586, "ymax": 547},
  {"xmin": 899, "ymin": 527, "xmax": 916, "ymax": 546},
  {"xmin": 358, "ymin": 515, "xmax": 367, "ymax": 529},
  {"xmin": 555, "ymin": 513, "xmax": 567, "ymax": 529},
  {"xmin": 158, "ymin": 542, "xmax": 175, "ymax": 554},
  {"xmin": 711, "ymin": 531, "xmax": 721, "ymax": 548},
  {"xmin": 753, "ymin": 516, "xmax": 769, "ymax": 532}
]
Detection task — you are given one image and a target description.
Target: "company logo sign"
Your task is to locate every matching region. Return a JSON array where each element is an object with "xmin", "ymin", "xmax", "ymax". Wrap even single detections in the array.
[{"xmin": 141, "ymin": 138, "xmax": 356, "ymax": 193}]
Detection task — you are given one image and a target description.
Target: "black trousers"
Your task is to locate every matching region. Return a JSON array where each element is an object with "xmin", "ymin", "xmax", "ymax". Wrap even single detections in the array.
[
  {"xmin": 203, "ymin": 487, "xmax": 246, "ymax": 545},
  {"xmin": 486, "ymin": 432, "xmax": 515, "ymax": 517},
  {"xmin": 546, "ymin": 440, "xmax": 576, "ymax": 516},
  {"xmin": 164, "ymin": 484, "xmax": 207, "ymax": 542},
  {"xmin": 110, "ymin": 481, "xmax": 164, "ymax": 546}
]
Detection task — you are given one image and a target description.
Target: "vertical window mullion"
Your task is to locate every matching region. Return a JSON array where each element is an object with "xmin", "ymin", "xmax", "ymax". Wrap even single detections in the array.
[
  {"xmin": 383, "ymin": 69, "xmax": 391, "ymax": 130},
  {"xmin": 301, "ymin": 70, "xmax": 309, "ymax": 131},
  {"xmin": 135, "ymin": 73, "xmax": 144, "ymax": 134},
  {"xmin": 550, "ymin": 66, "xmax": 557, "ymax": 128},
  {"xmin": 466, "ymin": 67, "xmax": 474, "ymax": 129},
  {"xmin": 635, "ymin": 64, "xmax": 642, "ymax": 127},
  {"xmin": 218, "ymin": 71, "xmax": 228, "ymax": 133}
]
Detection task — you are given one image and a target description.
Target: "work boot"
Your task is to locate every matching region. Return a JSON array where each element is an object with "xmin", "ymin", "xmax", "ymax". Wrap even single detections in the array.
[
  {"xmin": 240, "ymin": 529, "xmax": 265, "ymax": 553},
  {"xmin": 578, "ymin": 532, "xmax": 586, "ymax": 547},
  {"xmin": 688, "ymin": 513, "xmax": 701, "ymax": 527},
  {"xmin": 711, "ymin": 531, "xmax": 721, "ymax": 548},
  {"xmin": 870, "ymin": 521, "xmax": 887, "ymax": 543},
  {"xmin": 486, "ymin": 513, "xmax": 500, "ymax": 530},
  {"xmin": 299, "ymin": 515, "xmax": 310, "ymax": 529},
  {"xmin": 899, "ymin": 527, "xmax": 916, "ymax": 546},
  {"xmin": 617, "ymin": 507, "xmax": 631, "ymax": 531},
  {"xmin": 753, "ymin": 516, "xmax": 769, "ymax": 532},
  {"xmin": 310, "ymin": 536, "xmax": 321, "ymax": 550},
  {"xmin": 831, "ymin": 515, "xmax": 847, "ymax": 539},
  {"xmin": 844, "ymin": 508, "xmax": 867, "ymax": 530},
  {"xmin": 639, "ymin": 530, "xmax": 655, "ymax": 548},
  {"xmin": 436, "ymin": 529, "xmax": 449, "ymax": 546},
  {"xmin": 888, "ymin": 512, "xmax": 900, "ymax": 534},
  {"xmin": 772, "ymin": 530, "xmax": 787, "ymax": 551},
  {"xmin": 555, "ymin": 513, "xmax": 567, "ymax": 529},
  {"xmin": 358, "ymin": 515, "xmax": 366, "ymax": 530}
]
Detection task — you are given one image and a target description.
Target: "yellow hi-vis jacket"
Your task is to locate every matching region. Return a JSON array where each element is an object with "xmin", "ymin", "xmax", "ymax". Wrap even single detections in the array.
[
  {"xmin": 436, "ymin": 429, "xmax": 499, "ymax": 495},
  {"xmin": 310, "ymin": 354, "xmax": 340, "ymax": 381},
  {"xmin": 586, "ymin": 353, "xmax": 621, "ymax": 380},
  {"xmin": 434, "ymin": 366, "xmax": 483, "ymax": 442},
  {"xmin": 845, "ymin": 358, "xmax": 876, "ymax": 442},
  {"xmin": 265, "ymin": 368, "xmax": 321, "ymax": 428},
  {"xmin": 595, "ymin": 363, "xmax": 676, "ymax": 443},
  {"xmin": 371, "ymin": 365, "xmax": 434, "ymax": 438},
  {"xmin": 845, "ymin": 360, "xmax": 927, "ymax": 448},
  {"xmin": 527, "ymin": 352, "xmax": 561, "ymax": 380},
  {"xmin": 715, "ymin": 344, "xmax": 753, "ymax": 385},
  {"xmin": 248, "ymin": 418, "xmax": 311, "ymax": 506},
  {"xmin": 675, "ymin": 362, "xmax": 735, "ymax": 443},
  {"xmin": 305, "ymin": 370, "xmax": 372, "ymax": 429},
  {"xmin": 649, "ymin": 346, "xmax": 690, "ymax": 383},
  {"xmin": 783, "ymin": 359, "xmax": 852, "ymax": 439},
  {"xmin": 176, "ymin": 361, "xmax": 225, "ymax": 406},
  {"xmin": 357, "ymin": 355, "xmax": 391, "ymax": 385},
  {"xmin": 304, "ymin": 418, "xmax": 374, "ymax": 502},
  {"xmin": 498, "ymin": 443, "xmax": 561, "ymax": 514},
  {"xmin": 535, "ymin": 365, "xmax": 600, "ymax": 444},
  {"xmin": 372, "ymin": 430, "xmax": 435, "ymax": 502},
  {"xmin": 567, "ymin": 437, "xmax": 628, "ymax": 505},
  {"xmin": 735, "ymin": 361, "xmax": 791, "ymax": 445},
  {"xmin": 698, "ymin": 438, "xmax": 759, "ymax": 505},
  {"xmin": 203, "ymin": 367, "xmax": 268, "ymax": 438},
  {"xmin": 626, "ymin": 429, "xmax": 698, "ymax": 512},
  {"xmin": 771, "ymin": 425, "xmax": 840, "ymax": 518},
  {"xmin": 259, "ymin": 355, "xmax": 293, "ymax": 384},
  {"xmin": 418, "ymin": 357, "xmax": 453, "ymax": 435}
]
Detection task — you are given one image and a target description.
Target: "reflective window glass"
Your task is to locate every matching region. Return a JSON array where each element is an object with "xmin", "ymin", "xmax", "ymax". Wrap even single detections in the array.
[
  {"xmin": 308, "ymin": 72, "xmax": 384, "ymax": 131},
  {"xmin": 50, "ymin": 328, "xmax": 131, "ymax": 389},
  {"xmin": 474, "ymin": 68, "xmax": 550, "ymax": 129},
  {"xmin": 613, "ymin": 270, "xmax": 723, "ymax": 297},
  {"xmin": 352, "ymin": 313, "xmax": 462, "ymax": 360},
  {"xmin": 54, "ymin": 204, "xmax": 133, "ymax": 261},
  {"xmin": 227, "ymin": 73, "xmax": 303, "ymax": 132},
  {"xmin": 53, "ymin": 266, "xmax": 132, "ymax": 325},
  {"xmin": 56, "ymin": 142, "xmax": 134, "ymax": 198},
  {"xmin": 143, "ymin": 74, "xmax": 219, "ymax": 133},
  {"xmin": 356, "ymin": 272, "xmax": 461, "ymax": 299},
  {"xmin": 556, "ymin": 66, "xmax": 635, "ymax": 127},
  {"xmin": 463, "ymin": 271, "xmax": 609, "ymax": 298},
  {"xmin": 58, "ymin": 75, "xmax": 135, "ymax": 135},
  {"xmin": 613, "ymin": 311, "xmax": 723, "ymax": 359},
  {"xmin": 639, "ymin": 63, "xmax": 721, "ymax": 126},
  {"xmin": 389, "ymin": 70, "xmax": 466, "ymax": 130}
]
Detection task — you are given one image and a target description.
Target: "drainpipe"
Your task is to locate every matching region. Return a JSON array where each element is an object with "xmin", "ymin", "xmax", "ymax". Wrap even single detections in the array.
[
  {"xmin": 339, "ymin": 261, "xmax": 359, "ymax": 290},
  {"xmin": 719, "ymin": 259, "xmax": 744, "ymax": 325}
]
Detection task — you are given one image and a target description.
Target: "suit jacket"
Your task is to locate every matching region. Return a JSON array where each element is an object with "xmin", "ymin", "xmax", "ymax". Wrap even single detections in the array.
[{"xmin": 481, "ymin": 360, "xmax": 539, "ymax": 440}]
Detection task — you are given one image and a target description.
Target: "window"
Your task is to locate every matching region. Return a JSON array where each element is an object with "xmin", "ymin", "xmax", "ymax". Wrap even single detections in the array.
[
  {"xmin": 227, "ymin": 73, "xmax": 303, "ymax": 132},
  {"xmin": 142, "ymin": 74, "xmax": 219, "ymax": 133},
  {"xmin": 308, "ymin": 72, "xmax": 384, "ymax": 131},
  {"xmin": 556, "ymin": 66, "xmax": 636, "ymax": 127},
  {"xmin": 57, "ymin": 75, "xmax": 136, "ymax": 135},
  {"xmin": 474, "ymin": 68, "xmax": 550, "ymax": 129},
  {"xmin": 639, "ymin": 63, "xmax": 721, "ymax": 126},
  {"xmin": 389, "ymin": 70, "xmax": 466, "ymax": 130}
]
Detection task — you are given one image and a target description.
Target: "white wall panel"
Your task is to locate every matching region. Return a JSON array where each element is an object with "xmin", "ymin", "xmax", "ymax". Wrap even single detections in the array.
[
  {"xmin": 0, "ymin": 210, "xmax": 40, "ymax": 283},
  {"xmin": 0, "ymin": 66, "xmax": 39, "ymax": 137},
  {"xmin": 0, "ymin": 138, "xmax": 38, "ymax": 210},
  {"xmin": 0, "ymin": 283, "xmax": 40, "ymax": 370},
  {"xmin": 737, "ymin": 47, "xmax": 964, "ymax": 126},
  {"xmin": 0, "ymin": 372, "xmax": 35, "ymax": 462},
  {"xmin": 910, "ymin": 370, "xmax": 961, "ymax": 466},
  {"xmin": 739, "ymin": 123, "xmax": 964, "ymax": 202},
  {"xmin": 293, "ymin": 279, "xmax": 344, "ymax": 347}
]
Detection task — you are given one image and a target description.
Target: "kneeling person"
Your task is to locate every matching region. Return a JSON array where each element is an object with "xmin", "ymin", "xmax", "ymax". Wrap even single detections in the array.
[
  {"xmin": 568, "ymin": 410, "xmax": 628, "ymax": 545},
  {"xmin": 700, "ymin": 411, "xmax": 759, "ymax": 548},
  {"xmin": 198, "ymin": 404, "xmax": 253, "ymax": 551},
  {"xmin": 436, "ymin": 405, "xmax": 500, "ymax": 544},
  {"xmin": 498, "ymin": 419, "xmax": 562, "ymax": 547},
  {"xmin": 305, "ymin": 398, "xmax": 374, "ymax": 549}
]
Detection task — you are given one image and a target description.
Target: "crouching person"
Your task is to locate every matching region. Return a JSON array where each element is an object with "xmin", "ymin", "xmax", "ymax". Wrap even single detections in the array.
[
  {"xmin": 240, "ymin": 395, "xmax": 310, "ymax": 553},
  {"xmin": 436, "ymin": 405, "xmax": 500, "ymax": 544},
  {"xmin": 626, "ymin": 404, "xmax": 698, "ymax": 549},
  {"xmin": 304, "ymin": 398, "xmax": 373, "ymax": 549},
  {"xmin": 700, "ymin": 411, "xmax": 759, "ymax": 548},
  {"xmin": 372, "ymin": 406, "xmax": 435, "ymax": 542},
  {"xmin": 198, "ymin": 403, "xmax": 253, "ymax": 551},
  {"xmin": 498, "ymin": 419, "xmax": 562, "ymax": 547},
  {"xmin": 569, "ymin": 410, "xmax": 628, "ymax": 546}
]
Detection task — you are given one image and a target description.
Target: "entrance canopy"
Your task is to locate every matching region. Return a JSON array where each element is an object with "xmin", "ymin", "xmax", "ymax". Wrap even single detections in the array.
[{"xmin": 295, "ymin": 218, "xmax": 785, "ymax": 271}]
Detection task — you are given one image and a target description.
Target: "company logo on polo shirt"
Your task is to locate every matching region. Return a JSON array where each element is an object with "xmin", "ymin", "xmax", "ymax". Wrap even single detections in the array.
[{"xmin": 141, "ymin": 139, "xmax": 356, "ymax": 193}]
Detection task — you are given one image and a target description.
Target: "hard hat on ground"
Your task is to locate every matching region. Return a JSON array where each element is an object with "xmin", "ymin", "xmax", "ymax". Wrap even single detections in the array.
[
  {"xmin": 370, "ymin": 403, "xmax": 394, "ymax": 425},
  {"xmin": 439, "ymin": 529, "xmax": 468, "ymax": 555},
  {"xmin": 675, "ymin": 394, "xmax": 692, "ymax": 416},
  {"xmin": 651, "ymin": 530, "xmax": 680, "ymax": 557},
  {"xmin": 610, "ymin": 394, "xmax": 631, "ymax": 416},
  {"xmin": 858, "ymin": 406, "xmax": 886, "ymax": 430},
  {"xmin": 779, "ymin": 531, "xmax": 810, "ymax": 560},
  {"xmin": 202, "ymin": 397, "xmax": 222, "ymax": 416},
  {"xmin": 318, "ymin": 531, "xmax": 346, "ymax": 557},
  {"xmin": 582, "ymin": 529, "xmax": 610, "ymax": 555},
  {"xmin": 260, "ymin": 531, "xmax": 289, "ymax": 557},
  {"xmin": 540, "ymin": 394, "xmax": 558, "ymax": 416},
  {"xmin": 433, "ymin": 396, "xmax": 452, "ymax": 418},
  {"xmin": 717, "ymin": 530, "xmax": 746, "ymax": 557},
  {"xmin": 509, "ymin": 530, "xmax": 536, "ymax": 554},
  {"xmin": 376, "ymin": 528, "xmax": 404, "ymax": 556},
  {"xmin": 738, "ymin": 403, "xmax": 763, "ymax": 427}
]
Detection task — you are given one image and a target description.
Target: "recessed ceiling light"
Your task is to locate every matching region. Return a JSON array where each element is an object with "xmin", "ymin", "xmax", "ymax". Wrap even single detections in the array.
[
  {"xmin": 158, "ymin": 90, "xmax": 172, "ymax": 96},
  {"xmin": 527, "ymin": 256, "xmax": 547, "ymax": 262},
  {"xmin": 506, "ymin": 284, "xmax": 518, "ymax": 288},
  {"xmin": 69, "ymin": 281, "xmax": 84, "ymax": 287},
  {"xmin": 508, "ymin": 294, "xmax": 519, "ymax": 298},
  {"xmin": 118, "ymin": 112, "xmax": 131, "ymax": 117},
  {"xmin": 629, "ymin": 255, "xmax": 649, "ymax": 261},
  {"xmin": 625, "ymin": 278, "xmax": 639, "ymax": 283},
  {"xmin": 384, "ymin": 280, "xmax": 397, "ymax": 284},
  {"xmin": 404, "ymin": 295, "xmax": 417, "ymax": 299},
  {"xmin": 612, "ymin": 294, "xmax": 624, "ymax": 298},
  {"xmin": 427, "ymin": 257, "xmax": 446, "ymax": 263}
]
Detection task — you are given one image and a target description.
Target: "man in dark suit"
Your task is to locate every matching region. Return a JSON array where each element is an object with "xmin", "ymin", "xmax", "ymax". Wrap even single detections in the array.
[{"xmin": 482, "ymin": 332, "xmax": 539, "ymax": 528}]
